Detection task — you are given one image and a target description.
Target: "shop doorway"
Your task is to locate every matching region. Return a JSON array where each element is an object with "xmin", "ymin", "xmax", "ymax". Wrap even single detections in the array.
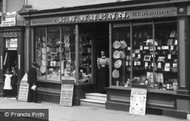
[
  {"xmin": 3, "ymin": 50, "xmax": 17, "ymax": 74},
  {"xmin": 94, "ymin": 23, "xmax": 109, "ymax": 93},
  {"xmin": 79, "ymin": 22, "xmax": 109, "ymax": 93}
]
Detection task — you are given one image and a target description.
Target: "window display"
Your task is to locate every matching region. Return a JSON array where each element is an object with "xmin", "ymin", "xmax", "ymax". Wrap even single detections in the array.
[
  {"xmin": 78, "ymin": 33, "xmax": 92, "ymax": 83},
  {"xmin": 61, "ymin": 26, "xmax": 76, "ymax": 80},
  {"xmin": 34, "ymin": 28, "xmax": 46, "ymax": 80},
  {"xmin": 112, "ymin": 25, "xmax": 131, "ymax": 87},
  {"xmin": 34, "ymin": 26, "xmax": 76, "ymax": 82},
  {"xmin": 112, "ymin": 20, "xmax": 178, "ymax": 91}
]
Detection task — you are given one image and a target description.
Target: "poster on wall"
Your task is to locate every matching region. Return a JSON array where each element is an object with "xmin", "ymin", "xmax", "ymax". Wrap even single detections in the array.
[
  {"xmin": 129, "ymin": 88, "xmax": 147, "ymax": 115},
  {"xmin": 60, "ymin": 80, "xmax": 74, "ymax": 106},
  {"xmin": 1, "ymin": 11, "xmax": 16, "ymax": 27},
  {"xmin": 17, "ymin": 73, "xmax": 29, "ymax": 102}
]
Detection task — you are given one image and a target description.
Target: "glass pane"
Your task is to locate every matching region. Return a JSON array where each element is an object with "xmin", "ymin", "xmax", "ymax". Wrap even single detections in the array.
[
  {"xmin": 34, "ymin": 27, "xmax": 46, "ymax": 80},
  {"xmin": 132, "ymin": 23, "xmax": 153, "ymax": 88},
  {"xmin": 46, "ymin": 27, "xmax": 61, "ymax": 81},
  {"xmin": 112, "ymin": 24, "xmax": 131, "ymax": 87},
  {"xmin": 155, "ymin": 21, "xmax": 178, "ymax": 91},
  {"xmin": 61, "ymin": 26, "xmax": 76, "ymax": 81},
  {"xmin": 78, "ymin": 31, "xmax": 92, "ymax": 83}
]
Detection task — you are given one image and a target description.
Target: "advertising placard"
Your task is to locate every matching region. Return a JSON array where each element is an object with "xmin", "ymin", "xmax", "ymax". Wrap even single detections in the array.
[
  {"xmin": 129, "ymin": 88, "xmax": 147, "ymax": 115},
  {"xmin": 60, "ymin": 80, "xmax": 74, "ymax": 106},
  {"xmin": 17, "ymin": 73, "xmax": 29, "ymax": 102},
  {"xmin": 1, "ymin": 11, "xmax": 16, "ymax": 27}
]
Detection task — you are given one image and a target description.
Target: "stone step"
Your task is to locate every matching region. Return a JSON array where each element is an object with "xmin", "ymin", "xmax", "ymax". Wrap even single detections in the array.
[
  {"xmin": 85, "ymin": 93, "xmax": 107, "ymax": 101},
  {"xmin": 85, "ymin": 95, "xmax": 107, "ymax": 101},
  {"xmin": 80, "ymin": 98, "xmax": 105, "ymax": 109}
]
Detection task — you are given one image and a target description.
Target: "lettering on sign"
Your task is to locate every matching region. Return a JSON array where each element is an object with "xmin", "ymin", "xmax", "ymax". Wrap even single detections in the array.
[
  {"xmin": 18, "ymin": 81, "xmax": 29, "ymax": 102},
  {"xmin": 31, "ymin": 7, "xmax": 177, "ymax": 25},
  {"xmin": 60, "ymin": 84, "xmax": 74, "ymax": 106},
  {"xmin": 3, "ymin": 32, "xmax": 17, "ymax": 38}
]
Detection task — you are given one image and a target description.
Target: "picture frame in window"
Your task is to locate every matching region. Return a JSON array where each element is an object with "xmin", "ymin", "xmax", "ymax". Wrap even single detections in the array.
[
  {"xmin": 157, "ymin": 56, "xmax": 165, "ymax": 62},
  {"xmin": 144, "ymin": 55, "xmax": 151, "ymax": 61},
  {"xmin": 170, "ymin": 31, "xmax": 176, "ymax": 37}
]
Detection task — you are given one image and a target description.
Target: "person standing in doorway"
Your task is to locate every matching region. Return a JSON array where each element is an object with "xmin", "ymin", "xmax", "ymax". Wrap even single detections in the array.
[
  {"xmin": 27, "ymin": 62, "xmax": 41, "ymax": 103},
  {"xmin": 11, "ymin": 67, "xmax": 17, "ymax": 97},
  {"xmin": 97, "ymin": 50, "xmax": 109, "ymax": 93},
  {"xmin": 3, "ymin": 69, "xmax": 13, "ymax": 98}
]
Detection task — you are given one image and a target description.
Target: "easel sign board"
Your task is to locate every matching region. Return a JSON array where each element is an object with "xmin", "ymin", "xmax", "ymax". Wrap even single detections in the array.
[
  {"xmin": 60, "ymin": 80, "xmax": 74, "ymax": 106},
  {"xmin": 17, "ymin": 73, "xmax": 29, "ymax": 102},
  {"xmin": 129, "ymin": 88, "xmax": 147, "ymax": 115}
]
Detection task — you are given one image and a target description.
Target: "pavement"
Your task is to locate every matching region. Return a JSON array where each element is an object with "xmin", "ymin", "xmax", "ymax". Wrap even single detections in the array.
[{"xmin": 0, "ymin": 97, "xmax": 189, "ymax": 121}]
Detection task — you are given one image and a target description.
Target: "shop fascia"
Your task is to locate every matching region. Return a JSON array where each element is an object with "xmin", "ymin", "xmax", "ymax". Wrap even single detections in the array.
[{"xmin": 31, "ymin": 7, "xmax": 177, "ymax": 26}]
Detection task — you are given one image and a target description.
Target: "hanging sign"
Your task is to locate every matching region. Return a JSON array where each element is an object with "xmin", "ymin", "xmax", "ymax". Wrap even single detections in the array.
[
  {"xmin": 60, "ymin": 80, "xmax": 74, "ymax": 106},
  {"xmin": 18, "ymin": 73, "xmax": 29, "ymax": 102},
  {"xmin": 129, "ymin": 88, "xmax": 147, "ymax": 115}
]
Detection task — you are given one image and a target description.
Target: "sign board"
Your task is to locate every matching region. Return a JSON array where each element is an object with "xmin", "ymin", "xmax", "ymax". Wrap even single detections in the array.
[
  {"xmin": 31, "ymin": 7, "xmax": 177, "ymax": 26},
  {"xmin": 1, "ymin": 11, "xmax": 16, "ymax": 27},
  {"xmin": 6, "ymin": 38, "xmax": 17, "ymax": 48},
  {"xmin": 129, "ymin": 88, "xmax": 147, "ymax": 115},
  {"xmin": 60, "ymin": 80, "xmax": 74, "ymax": 106},
  {"xmin": 17, "ymin": 73, "xmax": 29, "ymax": 102}
]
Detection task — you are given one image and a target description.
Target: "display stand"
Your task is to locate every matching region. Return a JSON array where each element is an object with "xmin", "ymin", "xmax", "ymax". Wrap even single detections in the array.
[
  {"xmin": 17, "ymin": 73, "xmax": 29, "ymax": 102},
  {"xmin": 129, "ymin": 88, "xmax": 147, "ymax": 115},
  {"xmin": 60, "ymin": 80, "xmax": 74, "ymax": 106}
]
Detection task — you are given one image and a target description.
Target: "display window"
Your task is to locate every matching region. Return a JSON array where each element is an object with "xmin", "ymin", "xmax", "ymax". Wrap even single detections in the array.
[
  {"xmin": 112, "ymin": 24, "xmax": 131, "ymax": 87},
  {"xmin": 78, "ymin": 31, "xmax": 92, "ymax": 83},
  {"xmin": 111, "ymin": 20, "xmax": 178, "ymax": 91},
  {"xmin": 34, "ymin": 26, "xmax": 76, "ymax": 82}
]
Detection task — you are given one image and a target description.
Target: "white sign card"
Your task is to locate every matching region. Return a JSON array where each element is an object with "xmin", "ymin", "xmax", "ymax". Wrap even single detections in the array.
[
  {"xmin": 17, "ymin": 73, "xmax": 29, "ymax": 102},
  {"xmin": 129, "ymin": 88, "xmax": 147, "ymax": 115},
  {"xmin": 60, "ymin": 84, "xmax": 74, "ymax": 106}
]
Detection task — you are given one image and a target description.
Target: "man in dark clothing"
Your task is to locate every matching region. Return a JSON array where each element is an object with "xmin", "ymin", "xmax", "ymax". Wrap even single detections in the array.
[{"xmin": 27, "ymin": 62, "xmax": 40, "ymax": 103}]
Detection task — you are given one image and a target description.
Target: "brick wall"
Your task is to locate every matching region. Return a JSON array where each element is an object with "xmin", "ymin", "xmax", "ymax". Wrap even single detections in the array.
[{"xmin": 28, "ymin": 0, "xmax": 122, "ymax": 10}]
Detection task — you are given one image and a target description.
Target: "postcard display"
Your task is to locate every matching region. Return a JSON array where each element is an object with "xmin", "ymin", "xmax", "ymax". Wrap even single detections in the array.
[{"xmin": 112, "ymin": 22, "xmax": 178, "ymax": 91}]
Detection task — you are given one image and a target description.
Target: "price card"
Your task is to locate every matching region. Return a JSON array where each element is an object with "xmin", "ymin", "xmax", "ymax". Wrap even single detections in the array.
[
  {"xmin": 162, "ymin": 46, "xmax": 169, "ymax": 50},
  {"xmin": 168, "ymin": 54, "xmax": 171, "ymax": 59}
]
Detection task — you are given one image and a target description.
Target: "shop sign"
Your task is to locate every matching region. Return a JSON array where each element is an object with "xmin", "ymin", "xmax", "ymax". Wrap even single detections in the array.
[
  {"xmin": 3, "ymin": 32, "xmax": 17, "ymax": 38},
  {"xmin": 1, "ymin": 11, "xmax": 16, "ymax": 27},
  {"xmin": 60, "ymin": 7, "xmax": 176, "ymax": 23},
  {"xmin": 6, "ymin": 38, "xmax": 17, "ymax": 48},
  {"xmin": 31, "ymin": 17, "xmax": 60, "ymax": 25},
  {"xmin": 31, "ymin": 7, "xmax": 177, "ymax": 25},
  {"xmin": 129, "ymin": 88, "xmax": 147, "ymax": 115}
]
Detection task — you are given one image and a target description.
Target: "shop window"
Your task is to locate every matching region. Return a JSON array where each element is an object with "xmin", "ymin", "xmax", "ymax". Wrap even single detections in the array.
[
  {"xmin": 34, "ymin": 27, "xmax": 46, "ymax": 80},
  {"xmin": 46, "ymin": 27, "xmax": 61, "ymax": 81},
  {"xmin": 111, "ymin": 20, "xmax": 178, "ymax": 91},
  {"xmin": 132, "ymin": 23, "xmax": 154, "ymax": 88},
  {"xmin": 34, "ymin": 26, "xmax": 76, "ymax": 82},
  {"xmin": 61, "ymin": 26, "xmax": 76, "ymax": 80},
  {"xmin": 112, "ymin": 24, "xmax": 131, "ymax": 86},
  {"xmin": 78, "ymin": 32, "xmax": 92, "ymax": 83}
]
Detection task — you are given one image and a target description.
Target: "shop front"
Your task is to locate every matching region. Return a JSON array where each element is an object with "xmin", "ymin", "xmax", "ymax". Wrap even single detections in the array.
[
  {"xmin": 19, "ymin": 0, "xmax": 190, "ymax": 118},
  {"xmin": 0, "ymin": 11, "xmax": 25, "ymax": 96}
]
